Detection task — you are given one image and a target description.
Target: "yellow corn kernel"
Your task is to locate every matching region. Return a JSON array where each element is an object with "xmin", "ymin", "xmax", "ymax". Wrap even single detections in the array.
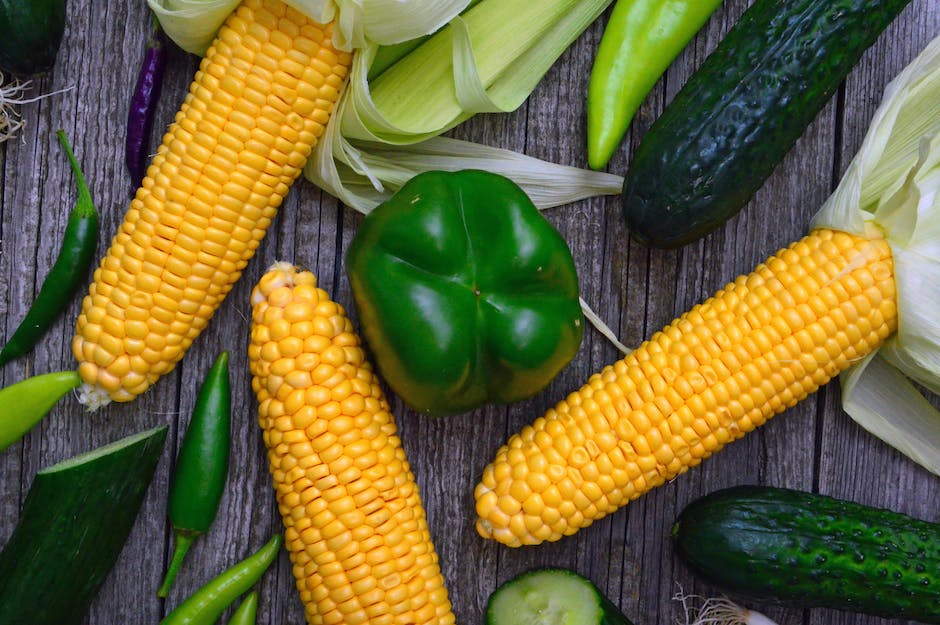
[
  {"xmin": 475, "ymin": 229, "xmax": 898, "ymax": 547},
  {"xmin": 249, "ymin": 262, "xmax": 455, "ymax": 625},
  {"xmin": 72, "ymin": 0, "xmax": 352, "ymax": 408}
]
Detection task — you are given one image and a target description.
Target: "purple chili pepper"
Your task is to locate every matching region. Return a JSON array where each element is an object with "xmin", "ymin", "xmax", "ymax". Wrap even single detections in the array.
[{"xmin": 125, "ymin": 17, "xmax": 167, "ymax": 192}]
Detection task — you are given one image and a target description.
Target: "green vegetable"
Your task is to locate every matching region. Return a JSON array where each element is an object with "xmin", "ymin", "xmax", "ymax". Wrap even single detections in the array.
[
  {"xmin": 586, "ymin": 0, "xmax": 723, "ymax": 170},
  {"xmin": 0, "ymin": 426, "xmax": 168, "ymax": 625},
  {"xmin": 346, "ymin": 170, "xmax": 584, "ymax": 416},
  {"xmin": 158, "ymin": 352, "xmax": 232, "ymax": 597},
  {"xmin": 673, "ymin": 485, "xmax": 940, "ymax": 622},
  {"xmin": 486, "ymin": 568, "xmax": 635, "ymax": 625},
  {"xmin": 0, "ymin": 370, "xmax": 80, "ymax": 451},
  {"xmin": 160, "ymin": 534, "xmax": 282, "ymax": 625},
  {"xmin": 0, "ymin": 130, "xmax": 99, "ymax": 368},
  {"xmin": 301, "ymin": 0, "xmax": 622, "ymax": 214},
  {"xmin": 0, "ymin": 0, "xmax": 66, "ymax": 75},
  {"xmin": 367, "ymin": 0, "xmax": 484, "ymax": 80},
  {"xmin": 225, "ymin": 592, "xmax": 258, "ymax": 625},
  {"xmin": 622, "ymin": 0, "xmax": 913, "ymax": 248}
]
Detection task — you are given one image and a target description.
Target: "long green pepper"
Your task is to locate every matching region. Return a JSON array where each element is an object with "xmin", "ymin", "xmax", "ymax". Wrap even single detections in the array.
[
  {"xmin": 158, "ymin": 351, "xmax": 232, "ymax": 597},
  {"xmin": 0, "ymin": 130, "xmax": 98, "ymax": 367},
  {"xmin": 586, "ymin": 0, "xmax": 724, "ymax": 169},
  {"xmin": 226, "ymin": 592, "xmax": 258, "ymax": 625},
  {"xmin": 160, "ymin": 534, "xmax": 282, "ymax": 625},
  {"xmin": 0, "ymin": 370, "xmax": 79, "ymax": 450}
]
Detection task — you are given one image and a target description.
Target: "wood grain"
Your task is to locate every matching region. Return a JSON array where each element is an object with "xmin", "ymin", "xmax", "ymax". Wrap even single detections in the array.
[{"xmin": 0, "ymin": 1, "xmax": 937, "ymax": 624}]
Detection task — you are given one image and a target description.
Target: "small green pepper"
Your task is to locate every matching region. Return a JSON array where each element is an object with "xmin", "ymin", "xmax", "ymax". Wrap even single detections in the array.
[
  {"xmin": 225, "ymin": 592, "xmax": 258, "ymax": 625},
  {"xmin": 160, "ymin": 534, "xmax": 281, "ymax": 625},
  {"xmin": 158, "ymin": 352, "xmax": 232, "ymax": 597},
  {"xmin": 346, "ymin": 170, "xmax": 583, "ymax": 416},
  {"xmin": 0, "ymin": 130, "xmax": 99, "ymax": 367},
  {"xmin": 586, "ymin": 0, "xmax": 724, "ymax": 170},
  {"xmin": 0, "ymin": 370, "xmax": 79, "ymax": 451}
]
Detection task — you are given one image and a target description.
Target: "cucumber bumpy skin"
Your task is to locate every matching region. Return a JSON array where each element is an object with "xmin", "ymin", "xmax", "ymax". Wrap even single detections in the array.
[
  {"xmin": 673, "ymin": 485, "xmax": 940, "ymax": 623},
  {"xmin": 621, "ymin": 0, "xmax": 913, "ymax": 249}
]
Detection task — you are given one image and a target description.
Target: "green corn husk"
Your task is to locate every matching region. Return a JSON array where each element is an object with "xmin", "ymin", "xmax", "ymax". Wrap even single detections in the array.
[
  {"xmin": 812, "ymin": 34, "xmax": 940, "ymax": 475},
  {"xmin": 306, "ymin": 0, "xmax": 621, "ymax": 212}
]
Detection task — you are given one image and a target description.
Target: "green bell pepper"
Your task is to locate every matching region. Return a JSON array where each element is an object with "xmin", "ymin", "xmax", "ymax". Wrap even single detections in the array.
[{"xmin": 346, "ymin": 170, "xmax": 584, "ymax": 416}]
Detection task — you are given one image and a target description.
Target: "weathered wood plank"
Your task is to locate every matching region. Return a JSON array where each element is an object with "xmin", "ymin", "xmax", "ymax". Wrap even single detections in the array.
[{"xmin": 0, "ymin": 1, "xmax": 937, "ymax": 624}]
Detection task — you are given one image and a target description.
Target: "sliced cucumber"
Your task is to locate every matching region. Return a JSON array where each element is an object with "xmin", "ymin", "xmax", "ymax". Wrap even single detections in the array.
[
  {"xmin": 486, "ymin": 568, "xmax": 634, "ymax": 625},
  {"xmin": 0, "ymin": 426, "xmax": 168, "ymax": 625}
]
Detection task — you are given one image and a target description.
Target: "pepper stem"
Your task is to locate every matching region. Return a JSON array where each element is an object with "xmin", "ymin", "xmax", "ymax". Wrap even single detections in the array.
[
  {"xmin": 55, "ymin": 130, "xmax": 94, "ymax": 217},
  {"xmin": 157, "ymin": 531, "xmax": 196, "ymax": 598}
]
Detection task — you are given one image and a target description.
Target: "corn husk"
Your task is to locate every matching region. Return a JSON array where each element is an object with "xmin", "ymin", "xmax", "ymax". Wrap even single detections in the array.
[
  {"xmin": 147, "ymin": 0, "xmax": 473, "ymax": 54},
  {"xmin": 812, "ymin": 34, "xmax": 940, "ymax": 475},
  {"xmin": 305, "ymin": 0, "xmax": 622, "ymax": 211},
  {"xmin": 147, "ymin": 0, "xmax": 623, "ymax": 211},
  {"xmin": 146, "ymin": 0, "xmax": 625, "ymax": 349}
]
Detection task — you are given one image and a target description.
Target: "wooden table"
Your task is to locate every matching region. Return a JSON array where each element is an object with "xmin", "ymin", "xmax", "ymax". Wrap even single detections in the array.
[{"xmin": 2, "ymin": 1, "xmax": 938, "ymax": 624}]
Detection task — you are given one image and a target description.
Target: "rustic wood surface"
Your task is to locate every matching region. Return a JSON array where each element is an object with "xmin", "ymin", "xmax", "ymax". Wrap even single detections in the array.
[{"xmin": 1, "ymin": 1, "xmax": 938, "ymax": 624}]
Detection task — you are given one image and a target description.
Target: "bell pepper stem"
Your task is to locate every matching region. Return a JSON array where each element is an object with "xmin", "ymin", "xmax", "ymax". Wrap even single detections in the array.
[{"xmin": 157, "ymin": 531, "xmax": 196, "ymax": 598}]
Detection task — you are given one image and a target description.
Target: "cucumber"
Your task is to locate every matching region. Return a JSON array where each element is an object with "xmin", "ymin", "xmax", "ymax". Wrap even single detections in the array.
[
  {"xmin": 0, "ymin": 426, "xmax": 168, "ymax": 625},
  {"xmin": 486, "ymin": 568, "xmax": 635, "ymax": 625},
  {"xmin": 621, "ymin": 0, "xmax": 913, "ymax": 249},
  {"xmin": 673, "ymin": 485, "xmax": 940, "ymax": 622},
  {"xmin": 0, "ymin": 0, "xmax": 67, "ymax": 75}
]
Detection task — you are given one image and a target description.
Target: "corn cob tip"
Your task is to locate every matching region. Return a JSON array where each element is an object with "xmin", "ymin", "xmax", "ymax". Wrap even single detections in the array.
[
  {"xmin": 473, "ymin": 480, "xmax": 533, "ymax": 547},
  {"xmin": 250, "ymin": 261, "xmax": 315, "ymax": 307},
  {"xmin": 76, "ymin": 382, "xmax": 112, "ymax": 411}
]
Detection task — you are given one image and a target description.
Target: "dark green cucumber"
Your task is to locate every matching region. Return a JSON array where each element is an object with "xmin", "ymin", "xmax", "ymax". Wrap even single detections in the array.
[
  {"xmin": 0, "ymin": 426, "xmax": 168, "ymax": 625},
  {"xmin": 673, "ymin": 485, "xmax": 940, "ymax": 622},
  {"xmin": 622, "ymin": 0, "xmax": 913, "ymax": 249},
  {"xmin": 0, "ymin": 0, "xmax": 67, "ymax": 75},
  {"xmin": 486, "ymin": 568, "xmax": 635, "ymax": 625}
]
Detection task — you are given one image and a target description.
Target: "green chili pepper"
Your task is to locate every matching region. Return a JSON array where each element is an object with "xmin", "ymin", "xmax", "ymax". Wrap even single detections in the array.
[
  {"xmin": 157, "ymin": 351, "xmax": 232, "ymax": 598},
  {"xmin": 0, "ymin": 370, "xmax": 79, "ymax": 451},
  {"xmin": 225, "ymin": 592, "xmax": 258, "ymax": 625},
  {"xmin": 160, "ymin": 534, "xmax": 282, "ymax": 625},
  {"xmin": 0, "ymin": 130, "xmax": 98, "ymax": 367},
  {"xmin": 586, "ymin": 0, "xmax": 724, "ymax": 170}
]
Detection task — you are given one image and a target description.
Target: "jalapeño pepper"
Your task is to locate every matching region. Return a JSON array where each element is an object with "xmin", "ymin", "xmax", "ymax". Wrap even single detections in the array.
[
  {"xmin": 158, "ymin": 352, "xmax": 232, "ymax": 597},
  {"xmin": 0, "ymin": 130, "xmax": 98, "ymax": 367}
]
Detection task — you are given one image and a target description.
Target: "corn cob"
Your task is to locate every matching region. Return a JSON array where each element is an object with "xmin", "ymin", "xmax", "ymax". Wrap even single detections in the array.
[
  {"xmin": 475, "ymin": 229, "xmax": 898, "ymax": 547},
  {"xmin": 72, "ymin": 0, "xmax": 352, "ymax": 408},
  {"xmin": 249, "ymin": 262, "xmax": 456, "ymax": 625}
]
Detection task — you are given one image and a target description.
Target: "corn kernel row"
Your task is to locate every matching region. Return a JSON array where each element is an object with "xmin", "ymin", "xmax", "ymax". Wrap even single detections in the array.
[
  {"xmin": 475, "ymin": 229, "xmax": 898, "ymax": 547},
  {"xmin": 73, "ymin": 0, "xmax": 352, "ymax": 407},
  {"xmin": 249, "ymin": 262, "xmax": 456, "ymax": 625}
]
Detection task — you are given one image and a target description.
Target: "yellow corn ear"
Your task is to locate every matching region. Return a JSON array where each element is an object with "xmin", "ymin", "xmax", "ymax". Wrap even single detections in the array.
[
  {"xmin": 72, "ymin": 0, "xmax": 352, "ymax": 408},
  {"xmin": 475, "ymin": 229, "xmax": 898, "ymax": 547},
  {"xmin": 249, "ymin": 262, "xmax": 456, "ymax": 625}
]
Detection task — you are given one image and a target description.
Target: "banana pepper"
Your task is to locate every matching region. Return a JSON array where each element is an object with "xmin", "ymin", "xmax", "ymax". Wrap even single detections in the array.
[{"xmin": 346, "ymin": 170, "xmax": 584, "ymax": 416}]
